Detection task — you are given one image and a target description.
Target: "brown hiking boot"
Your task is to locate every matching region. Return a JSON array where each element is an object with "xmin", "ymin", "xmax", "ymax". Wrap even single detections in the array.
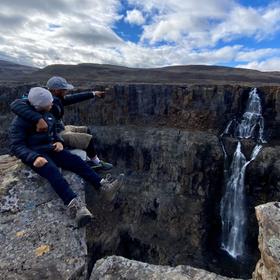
[
  {"xmin": 67, "ymin": 197, "xmax": 93, "ymax": 227},
  {"xmin": 100, "ymin": 173, "xmax": 125, "ymax": 201}
]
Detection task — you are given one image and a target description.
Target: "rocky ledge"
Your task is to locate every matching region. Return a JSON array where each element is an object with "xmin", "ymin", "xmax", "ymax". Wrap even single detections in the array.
[
  {"xmin": 252, "ymin": 202, "xmax": 280, "ymax": 280},
  {"xmin": 91, "ymin": 255, "xmax": 242, "ymax": 280},
  {"xmin": 1, "ymin": 153, "xmax": 280, "ymax": 279},
  {"xmin": 0, "ymin": 155, "xmax": 87, "ymax": 280}
]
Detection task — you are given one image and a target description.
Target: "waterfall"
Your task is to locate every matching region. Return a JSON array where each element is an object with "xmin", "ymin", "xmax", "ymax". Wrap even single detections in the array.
[
  {"xmin": 235, "ymin": 88, "xmax": 266, "ymax": 143},
  {"xmin": 220, "ymin": 88, "xmax": 265, "ymax": 259}
]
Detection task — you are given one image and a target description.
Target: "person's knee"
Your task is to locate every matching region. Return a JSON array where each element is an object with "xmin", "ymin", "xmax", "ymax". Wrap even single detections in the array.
[
  {"xmin": 62, "ymin": 150, "xmax": 85, "ymax": 165},
  {"xmin": 33, "ymin": 162, "xmax": 62, "ymax": 181}
]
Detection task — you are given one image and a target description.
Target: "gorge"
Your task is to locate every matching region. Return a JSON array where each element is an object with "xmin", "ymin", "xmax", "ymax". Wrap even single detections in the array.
[{"xmin": 0, "ymin": 63, "xmax": 280, "ymax": 279}]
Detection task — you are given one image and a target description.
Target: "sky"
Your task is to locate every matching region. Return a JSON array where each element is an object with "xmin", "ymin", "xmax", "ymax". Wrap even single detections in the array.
[{"xmin": 0, "ymin": 0, "xmax": 280, "ymax": 71}]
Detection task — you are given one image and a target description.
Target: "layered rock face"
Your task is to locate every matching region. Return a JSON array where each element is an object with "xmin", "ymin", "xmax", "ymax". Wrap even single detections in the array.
[
  {"xmin": 63, "ymin": 85, "xmax": 280, "ymax": 139},
  {"xmin": 253, "ymin": 202, "xmax": 280, "ymax": 280},
  {"xmin": 86, "ymin": 126, "xmax": 223, "ymax": 271}
]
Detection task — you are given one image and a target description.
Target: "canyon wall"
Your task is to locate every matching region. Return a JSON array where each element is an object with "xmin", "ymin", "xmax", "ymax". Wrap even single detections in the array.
[{"xmin": 0, "ymin": 84, "xmax": 279, "ymax": 278}]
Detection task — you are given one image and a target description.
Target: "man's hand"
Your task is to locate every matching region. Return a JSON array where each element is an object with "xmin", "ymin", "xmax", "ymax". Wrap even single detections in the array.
[
  {"xmin": 36, "ymin": 118, "xmax": 48, "ymax": 132},
  {"xmin": 53, "ymin": 142, "xmax": 64, "ymax": 152},
  {"xmin": 94, "ymin": 91, "xmax": 105, "ymax": 98},
  {"xmin": 33, "ymin": 156, "xmax": 48, "ymax": 168}
]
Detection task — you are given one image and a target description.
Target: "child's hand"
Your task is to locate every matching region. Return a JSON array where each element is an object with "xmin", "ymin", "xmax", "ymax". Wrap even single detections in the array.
[
  {"xmin": 36, "ymin": 118, "xmax": 48, "ymax": 132},
  {"xmin": 33, "ymin": 157, "xmax": 48, "ymax": 168},
  {"xmin": 53, "ymin": 142, "xmax": 64, "ymax": 152}
]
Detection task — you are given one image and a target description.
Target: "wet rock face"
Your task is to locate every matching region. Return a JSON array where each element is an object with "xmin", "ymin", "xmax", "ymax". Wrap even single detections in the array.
[
  {"xmin": 90, "ymin": 255, "xmax": 243, "ymax": 280},
  {"xmin": 86, "ymin": 125, "xmax": 224, "ymax": 272},
  {"xmin": 246, "ymin": 146, "xmax": 280, "ymax": 254},
  {"xmin": 247, "ymin": 147, "xmax": 280, "ymax": 203},
  {"xmin": 253, "ymin": 202, "xmax": 280, "ymax": 280},
  {"xmin": 0, "ymin": 155, "xmax": 88, "ymax": 280}
]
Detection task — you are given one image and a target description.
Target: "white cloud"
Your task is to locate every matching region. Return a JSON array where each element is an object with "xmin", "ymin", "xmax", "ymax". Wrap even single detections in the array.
[
  {"xmin": 0, "ymin": 0, "xmax": 122, "ymax": 66},
  {"xmin": 211, "ymin": 5, "xmax": 280, "ymax": 44},
  {"xmin": 125, "ymin": 9, "xmax": 145, "ymax": 25},
  {"xmin": 133, "ymin": 0, "xmax": 235, "ymax": 45},
  {"xmin": 236, "ymin": 48, "xmax": 280, "ymax": 62},
  {"xmin": 134, "ymin": 0, "xmax": 280, "ymax": 48},
  {"xmin": 236, "ymin": 57, "xmax": 280, "ymax": 72},
  {"xmin": 0, "ymin": 0, "xmax": 280, "ymax": 71},
  {"xmin": 55, "ymin": 23, "xmax": 124, "ymax": 46}
]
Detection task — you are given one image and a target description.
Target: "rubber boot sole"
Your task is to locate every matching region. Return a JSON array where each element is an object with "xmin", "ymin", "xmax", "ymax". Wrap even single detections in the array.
[{"xmin": 77, "ymin": 215, "xmax": 93, "ymax": 228}]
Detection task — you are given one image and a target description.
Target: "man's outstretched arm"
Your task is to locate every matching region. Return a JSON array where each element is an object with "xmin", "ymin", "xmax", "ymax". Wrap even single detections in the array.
[{"xmin": 63, "ymin": 90, "xmax": 105, "ymax": 106}]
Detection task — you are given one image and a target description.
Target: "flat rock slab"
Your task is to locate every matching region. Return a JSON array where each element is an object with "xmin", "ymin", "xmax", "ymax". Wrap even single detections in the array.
[
  {"xmin": 0, "ymin": 155, "xmax": 88, "ymax": 280},
  {"xmin": 90, "ymin": 255, "xmax": 245, "ymax": 280}
]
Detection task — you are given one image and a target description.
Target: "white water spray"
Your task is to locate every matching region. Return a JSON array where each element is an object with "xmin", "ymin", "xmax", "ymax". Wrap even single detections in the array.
[{"xmin": 220, "ymin": 88, "xmax": 265, "ymax": 258}]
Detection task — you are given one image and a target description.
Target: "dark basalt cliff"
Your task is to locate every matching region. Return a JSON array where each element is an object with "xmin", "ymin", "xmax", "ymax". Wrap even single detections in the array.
[{"xmin": 0, "ymin": 83, "xmax": 279, "ymax": 279}]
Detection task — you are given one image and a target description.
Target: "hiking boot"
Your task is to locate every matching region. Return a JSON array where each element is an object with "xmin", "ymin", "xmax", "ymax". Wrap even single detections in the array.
[
  {"xmin": 100, "ymin": 173, "xmax": 125, "ymax": 201},
  {"xmin": 87, "ymin": 160, "xmax": 113, "ymax": 171},
  {"xmin": 67, "ymin": 197, "xmax": 93, "ymax": 227}
]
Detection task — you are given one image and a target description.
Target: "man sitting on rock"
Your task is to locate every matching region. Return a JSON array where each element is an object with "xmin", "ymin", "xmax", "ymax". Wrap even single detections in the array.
[
  {"xmin": 9, "ymin": 87, "xmax": 123, "ymax": 227},
  {"xmin": 10, "ymin": 76, "xmax": 112, "ymax": 170}
]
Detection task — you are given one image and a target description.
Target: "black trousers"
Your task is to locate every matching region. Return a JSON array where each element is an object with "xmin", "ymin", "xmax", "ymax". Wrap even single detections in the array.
[
  {"xmin": 86, "ymin": 137, "xmax": 97, "ymax": 158},
  {"xmin": 29, "ymin": 149, "xmax": 102, "ymax": 205}
]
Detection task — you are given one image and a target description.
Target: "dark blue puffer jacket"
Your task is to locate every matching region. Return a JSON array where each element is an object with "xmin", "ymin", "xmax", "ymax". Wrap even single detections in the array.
[{"xmin": 9, "ymin": 109, "xmax": 64, "ymax": 165}]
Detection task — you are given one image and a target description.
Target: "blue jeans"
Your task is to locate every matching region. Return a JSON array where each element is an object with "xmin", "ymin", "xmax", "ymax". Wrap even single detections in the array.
[{"xmin": 29, "ymin": 149, "xmax": 102, "ymax": 205}]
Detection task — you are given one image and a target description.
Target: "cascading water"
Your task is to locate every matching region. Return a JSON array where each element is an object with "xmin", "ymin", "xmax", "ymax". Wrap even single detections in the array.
[
  {"xmin": 220, "ymin": 88, "xmax": 266, "ymax": 259},
  {"xmin": 235, "ymin": 88, "xmax": 266, "ymax": 143}
]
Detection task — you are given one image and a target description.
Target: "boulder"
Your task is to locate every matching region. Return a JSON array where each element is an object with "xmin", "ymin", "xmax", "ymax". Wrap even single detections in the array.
[
  {"xmin": 252, "ymin": 202, "xmax": 280, "ymax": 280},
  {"xmin": 0, "ymin": 155, "xmax": 88, "ymax": 280},
  {"xmin": 90, "ymin": 255, "xmax": 243, "ymax": 280}
]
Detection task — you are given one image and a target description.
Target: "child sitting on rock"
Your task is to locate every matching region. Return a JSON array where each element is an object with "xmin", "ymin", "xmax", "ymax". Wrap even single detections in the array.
[{"xmin": 9, "ymin": 87, "xmax": 123, "ymax": 227}]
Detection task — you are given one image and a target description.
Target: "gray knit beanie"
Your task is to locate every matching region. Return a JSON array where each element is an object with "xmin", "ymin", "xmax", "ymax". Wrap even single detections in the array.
[{"xmin": 28, "ymin": 87, "xmax": 53, "ymax": 109}]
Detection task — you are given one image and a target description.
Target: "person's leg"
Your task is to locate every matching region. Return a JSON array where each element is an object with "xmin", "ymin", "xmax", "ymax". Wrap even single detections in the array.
[
  {"xmin": 29, "ymin": 156, "xmax": 77, "ymax": 205},
  {"xmin": 86, "ymin": 138, "xmax": 113, "ymax": 170},
  {"xmin": 86, "ymin": 137, "xmax": 98, "ymax": 158},
  {"xmin": 49, "ymin": 150, "xmax": 102, "ymax": 189},
  {"xmin": 60, "ymin": 130, "xmax": 113, "ymax": 170}
]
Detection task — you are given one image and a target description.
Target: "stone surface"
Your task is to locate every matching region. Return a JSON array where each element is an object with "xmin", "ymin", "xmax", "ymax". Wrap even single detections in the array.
[
  {"xmin": 0, "ymin": 155, "xmax": 88, "ymax": 280},
  {"xmin": 252, "ymin": 202, "xmax": 280, "ymax": 280},
  {"xmin": 90, "ymin": 255, "xmax": 244, "ymax": 280},
  {"xmin": 247, "ymin": 146, "xmax": 280, "ymax": 203},
  {"xmin": 86, "ymin": 125, "xmax": 227, "ymax": 273},
  {"xmin": 245, "ymin": 146, "xmax": 280, "ymax": 253},
  {"xmin": 1, "ymin": 82, "xmax": 279, "ymax": 279}
]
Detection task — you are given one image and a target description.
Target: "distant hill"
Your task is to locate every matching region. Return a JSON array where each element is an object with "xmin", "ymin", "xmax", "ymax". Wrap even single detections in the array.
[
  {"xmin": 0, "ymin": 60, "xmax": 38, "ymax": 81},
  {"xmin": 0, "ymin": 60, "xmax": 280, "ymax": 85},
  {"xmin": 29, "ymin": 63, "xmax": 280, "ymax": 85}
]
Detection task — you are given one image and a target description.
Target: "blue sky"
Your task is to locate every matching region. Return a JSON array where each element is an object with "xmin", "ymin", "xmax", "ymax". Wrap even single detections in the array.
[{"xmin": 0, "ymin": 0, "xmax": 280, "ymax": 71}]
